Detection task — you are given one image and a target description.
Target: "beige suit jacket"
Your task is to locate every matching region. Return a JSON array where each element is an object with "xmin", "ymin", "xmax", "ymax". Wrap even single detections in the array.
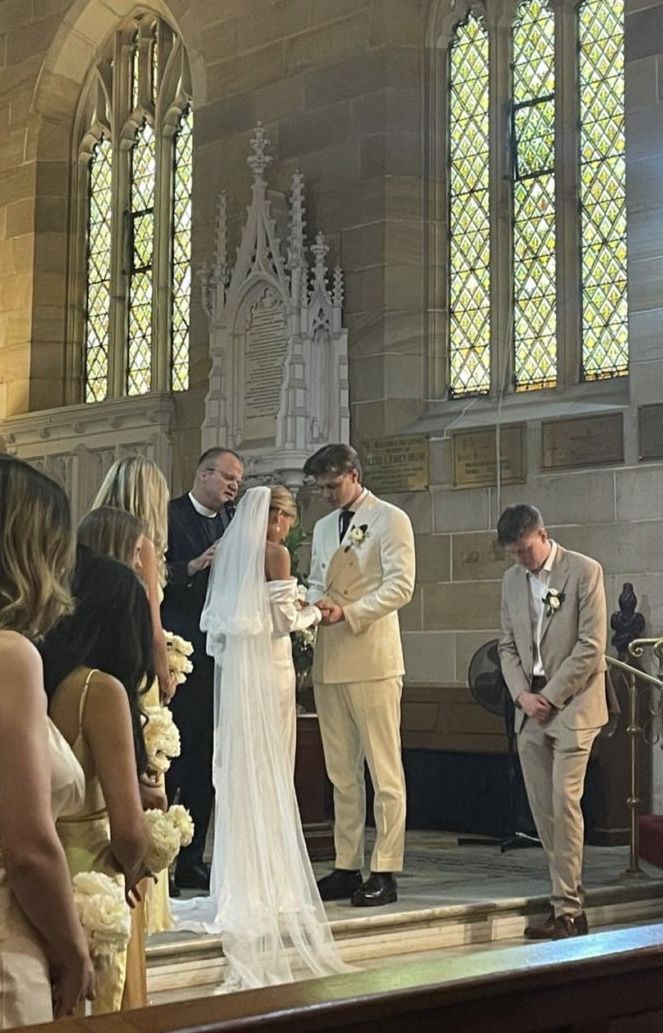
[
  {"xmin": 498, "ymin": 545, "xmax": 608, "ymax": 732},
  {"xmin": 308, "ymin": 491, "xmax": 415, "ymax": 684}
]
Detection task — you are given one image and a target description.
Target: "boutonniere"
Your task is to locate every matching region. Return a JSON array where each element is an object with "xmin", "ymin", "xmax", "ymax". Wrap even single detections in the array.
[
  {"xmin": 344, "ymin": 524, "xmax": 369, "ymax": 552},
  {"xmin": 543, "ymin": 588, "xmax": 565, "ymax": 618}
]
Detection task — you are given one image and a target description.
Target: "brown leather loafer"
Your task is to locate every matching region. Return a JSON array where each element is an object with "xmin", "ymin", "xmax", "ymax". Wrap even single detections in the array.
[{"xmin": 525, "ymin": 911, "xmax": 588, "ymax": 940}]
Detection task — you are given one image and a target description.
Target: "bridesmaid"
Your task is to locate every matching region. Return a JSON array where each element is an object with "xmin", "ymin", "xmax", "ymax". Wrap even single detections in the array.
[
  {"xmin": 42, "ymin": 548, "xmax": 152, "ymax": 1014},
  {"xmin": 91, "ymin": 456, "xmax": 176, "ymax": 933},
  {"xmin": 0, "ymin": 455, "xmax": 94, "ymax": 1026},
  {"xmin": 77, "ymin": 505, "xmax": 166, "ymax": 1008}
]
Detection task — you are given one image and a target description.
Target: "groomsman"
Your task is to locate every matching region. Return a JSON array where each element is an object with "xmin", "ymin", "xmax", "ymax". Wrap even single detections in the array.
[
  {"xmin": 162, "ymin": 447, "xmax": 243, "ymax": 890},
  {"xmin": 305, "ymin": 444, "xmax": 415, "ymax": 907},
  {"xmin": 497, "ymin": 504, "xmax": 608, "ymax": 939}
]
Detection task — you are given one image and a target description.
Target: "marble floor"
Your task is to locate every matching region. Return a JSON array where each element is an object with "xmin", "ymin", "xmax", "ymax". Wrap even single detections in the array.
[{"xmin": 146, "ymin": 831, "xmax": 663, "ymax": 1004}]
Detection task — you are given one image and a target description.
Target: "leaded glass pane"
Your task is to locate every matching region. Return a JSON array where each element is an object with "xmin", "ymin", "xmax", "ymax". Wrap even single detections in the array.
[
  {"xmin": 448, "ymin": 13, "xmax": 491, "ymax": 398},
  {"xmin": 512, "ymin": 0, "xmax": 557, "ymax": 391},
  {"xmin": 170, "ymin": 107, "xmax": 192, "ymax": 392},
  {"xmin": 84, "ymin": 137, "xmax": 113, "ymax": 403},
  {"xmin": 579, "ymin": 0, "xmax": 628, "ymax": 380},
  {"xmin": 127, "ymin": 121, "xmax": 155, "ymax": 395}
]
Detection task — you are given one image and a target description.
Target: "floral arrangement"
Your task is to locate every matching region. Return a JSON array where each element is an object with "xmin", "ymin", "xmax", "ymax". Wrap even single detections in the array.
[
  {"xmin": 164, "ymin": 630, "xmax": 194, "ymax": 685},
  {"xmin": 344, "ymin": 523, "xmax": 369, "ymax": 553},
  {"xmin": 143, "ymin": 705, "xmax": 181, "ymax": 775},
  {"xmin": 144, "ymin": 805, "xmax": 194, "ymax": 874},
  {"xmin": 72, "ymin": 871, "xmax": 131, "ymax": 960},
  {"xmin": 543, "ymin": 588, "xmax": 565, "ymax": 618}
]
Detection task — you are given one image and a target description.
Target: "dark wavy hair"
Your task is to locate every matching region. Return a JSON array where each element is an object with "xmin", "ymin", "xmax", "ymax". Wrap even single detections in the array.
[{"xmin": 40, "ymin": 546, "xmax": 154, "ymax": 774}]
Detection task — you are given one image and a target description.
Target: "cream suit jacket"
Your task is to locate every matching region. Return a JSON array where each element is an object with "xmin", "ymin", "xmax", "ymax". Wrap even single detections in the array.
[
  {"xmin": 308, "ymin": 491, "xmax": 415, "ymax": 684},
  {"xmin": 498, "ymin": 545, "xmax": 608, "ymax": 732}
]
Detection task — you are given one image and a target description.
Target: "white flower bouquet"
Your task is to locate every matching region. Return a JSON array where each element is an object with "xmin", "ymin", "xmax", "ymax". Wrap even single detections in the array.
[
  {"xmin": 72, "ymin": 871, "xmax": 131, "ymax": 960},
  {"xmin": 144, "ymin": 805, "xmax": 194, "ymax": 874},
  {"xmin": 164, "ymin": 630, "xmax": 194, "ymax": 686},
  {"xmin": 143, "ymin": 704, "xmax": 181, "ymax": 775}
]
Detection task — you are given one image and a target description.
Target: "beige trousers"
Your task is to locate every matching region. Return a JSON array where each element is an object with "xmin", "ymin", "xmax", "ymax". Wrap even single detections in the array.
[
  {"xmin": 518, "ymin": 715, "xmax": 599, "ymax": 917},
  {"xmin": 314, "ymin": 677, "xmax": 406, "ymax": 872}
]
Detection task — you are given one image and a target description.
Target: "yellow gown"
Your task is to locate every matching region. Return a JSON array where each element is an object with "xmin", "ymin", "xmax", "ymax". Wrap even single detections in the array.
[
  {"xmin": 56, "ymin": 669, "xmax": 127, "ymax": 1014},
  {"xmin": 143, "ymin": 677, "xmax": 174, "ymax": 935}
]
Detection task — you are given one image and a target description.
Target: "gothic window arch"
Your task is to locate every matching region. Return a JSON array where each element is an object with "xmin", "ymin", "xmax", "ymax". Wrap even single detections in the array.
[
  {"xmin": 73, "ymin": 12, "xmax": 193, "ymax": 403},
  {"xmin": 437, "ymin": 0, "xmax": 627, "ymax": 400}
]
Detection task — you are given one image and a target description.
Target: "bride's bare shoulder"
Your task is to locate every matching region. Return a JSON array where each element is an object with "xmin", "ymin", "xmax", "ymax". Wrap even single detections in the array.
[{"xmin": 265, "ymin": 542, "xmax": 291, "ymax": 581}]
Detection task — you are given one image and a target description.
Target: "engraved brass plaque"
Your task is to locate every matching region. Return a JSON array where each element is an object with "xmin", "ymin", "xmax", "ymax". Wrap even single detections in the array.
[
  {"xmin": 362, "ymin": 435, "xmax": 429, "ymax": 493},
  {"xmin": 452, "ymin": 425, "xmax": 526, "ymax": 488},
  {"xmin": 542, "ymin": 412, "xmax": 623, "ymax": 469},
  {"xmin": 639, "ymin": 403, "xmax": 663, "ymax": 461}
]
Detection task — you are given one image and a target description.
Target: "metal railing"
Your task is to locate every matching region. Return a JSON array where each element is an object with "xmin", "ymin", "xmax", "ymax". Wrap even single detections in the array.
[{"xmin": 605, "ymin": 637, "xmax": 663, "ymax": 875}]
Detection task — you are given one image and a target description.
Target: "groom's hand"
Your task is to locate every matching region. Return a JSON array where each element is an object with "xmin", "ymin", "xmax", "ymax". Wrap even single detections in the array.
[{"xmin": 319, "ymin": 603, "xmax": 345, "ymax": 625}]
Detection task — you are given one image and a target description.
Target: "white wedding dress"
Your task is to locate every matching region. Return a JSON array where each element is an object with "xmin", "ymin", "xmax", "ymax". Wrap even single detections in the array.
[{"xmin": 173, "ymin": 487, "xmax": 348, "ymax": 990}]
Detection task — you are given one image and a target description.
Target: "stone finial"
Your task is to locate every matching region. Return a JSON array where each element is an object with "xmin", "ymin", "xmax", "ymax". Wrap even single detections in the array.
[
  {"xmin": 333, "ymin": 266, "xmax": 344, "ymax": 308},
  {"xmin": 247, "ymin": 122, "xmax": 272, "ymax": 180},
  {"xmin": 287, "ymin": 170, "xmax": 306, "ymax": 271},
  {"xmin": 311, "ymin": 232, "xmax": 329, "ymax": 285},
  {"xmin": 214, "ymin": 192, "xmax": 228, "ymax": 285}
]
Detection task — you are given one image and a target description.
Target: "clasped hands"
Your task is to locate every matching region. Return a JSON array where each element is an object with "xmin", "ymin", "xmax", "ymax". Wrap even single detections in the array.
[
  {"xmin": 316, "ymin": 600, "xmax": 345, "ymax": 625},
  {"xmin": 517, "ymin": 690, "xmax": 553, "ymax": 723}
]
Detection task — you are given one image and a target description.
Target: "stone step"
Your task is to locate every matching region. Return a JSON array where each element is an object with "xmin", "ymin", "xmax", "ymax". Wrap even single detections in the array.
[{"xmin": 145, "ymin": 875, "xmax": 663, "ymax": 1004}]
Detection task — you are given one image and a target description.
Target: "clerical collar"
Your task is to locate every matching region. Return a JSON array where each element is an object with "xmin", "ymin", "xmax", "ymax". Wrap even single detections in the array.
[{"xmin": 189, "ymin": 491, "xmax": 218, "ymax": 518}]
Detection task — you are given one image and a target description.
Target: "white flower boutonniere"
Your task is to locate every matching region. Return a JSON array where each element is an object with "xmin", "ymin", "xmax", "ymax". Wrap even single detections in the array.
[
  {"xmin": 344, "ymin": 524, "xmax": 369, "ymax": 553},
  {"xmin": 543, "ymin": 588, "xmax": 565, "ymax": 618}
]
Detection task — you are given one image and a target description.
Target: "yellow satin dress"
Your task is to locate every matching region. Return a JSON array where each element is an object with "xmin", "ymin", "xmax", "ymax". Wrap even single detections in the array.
[
  {"xmin": 142, "ymin": 677, "xmax": 174, "ymax": 936},
  {"xmin": 57, "ymin": 669, "xmax": 127, "ymax": 1014},
  {"xmin": 0, "ymin": 719, "xmax": 85, "ymax": 1028}
]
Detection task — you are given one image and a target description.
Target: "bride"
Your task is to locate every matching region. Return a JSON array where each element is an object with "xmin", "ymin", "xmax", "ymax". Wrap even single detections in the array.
[{"xmin": 173, "ymin": 485, "xmax": 349, "ymax": 989}]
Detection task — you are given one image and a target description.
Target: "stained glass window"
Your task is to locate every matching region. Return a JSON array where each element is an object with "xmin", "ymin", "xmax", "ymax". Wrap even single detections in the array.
[
  {"xmin": 171, "ymin": 107, "xmax": 193, "ymax": 392},
  {"xmin": 127, "ymin": 121, "xmax": 156, "ymax": 396},
  {"xmin": 511, "ymin": 0, "xmax": 557, "ymax": 391},
  {"xmin": 448, "ymin": 13, "xmax": 491, "ymax": 397},
  {"xmin": 81, "ymin": 16, "xmax": 192, "ymax": 403},
  {"xmin": 84, "ymin": 137, "xmax": 113, "ymax": 403},
  {"xmin": 579, "ymin": 0, "xmax": 628, "ymax": 381}
]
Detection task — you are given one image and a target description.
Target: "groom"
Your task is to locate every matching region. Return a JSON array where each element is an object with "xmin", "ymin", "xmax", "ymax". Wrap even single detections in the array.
[{"xmin": 304, "ymin": 443, "xmax": 415, "ymax": 907}]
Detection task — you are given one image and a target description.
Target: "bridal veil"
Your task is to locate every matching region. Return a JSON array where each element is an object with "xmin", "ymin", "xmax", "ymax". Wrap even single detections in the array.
[{"xmin": 174, "ymin": 486, "xmax": 348, "ymax": 989}]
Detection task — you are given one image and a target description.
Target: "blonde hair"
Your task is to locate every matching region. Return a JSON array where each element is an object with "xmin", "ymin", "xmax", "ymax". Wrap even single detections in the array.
[
  {"xmin": 92, "ymin": 455, "xmax": 169, "ymax": 584},
  {"xmin": 78, "ymin": 506, "xmax": 145, "ymax": 569},
  {"xmin": 269, "ymin": 484, "xmax": 298, "ymax": 523},
  {"xmin": 0, "ymin": 456, "xmax": 74, "ymax": 639}
]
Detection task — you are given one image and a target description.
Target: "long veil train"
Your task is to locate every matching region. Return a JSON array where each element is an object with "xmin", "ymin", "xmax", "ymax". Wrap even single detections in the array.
[{"xmin": 172, "ymin": 486, "xmax": 349, "ymax": 989}]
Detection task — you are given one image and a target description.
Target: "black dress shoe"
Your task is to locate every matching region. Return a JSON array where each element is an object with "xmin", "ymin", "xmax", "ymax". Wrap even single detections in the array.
[
  {"xmin": 351, "ymin": 872, "xmax": 397, "ymax": 907},
  {"xmin": 175, "ymin": 860, "xmax": 211, "ymax": 890},
  {"xmin": 524, "ymin": 910, "xmax": 588, "ymax": 940},
  {"xmin": 317, "ymin": 869, "xmax": 362, "ymax": 901}
]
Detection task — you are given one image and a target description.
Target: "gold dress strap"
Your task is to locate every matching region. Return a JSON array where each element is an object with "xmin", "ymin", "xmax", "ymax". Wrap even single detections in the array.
[{"xmin": 78, "ymin": 667, "xmax": 100, "ymax": 734}]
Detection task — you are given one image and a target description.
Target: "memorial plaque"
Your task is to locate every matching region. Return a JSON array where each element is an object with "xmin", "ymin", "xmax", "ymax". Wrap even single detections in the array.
[
  {"xmin": 542, "ymin": 412, "xmax": 623, "ymax": 469},
  {"xmin": 452, "ymin": 425, "xmax": 526, "ymax": 488},
  {"xmin": 362, "ymin": 435, "xmax": 429, "ymax": 493},
  {"xmin": 242, "ymin": 290, "xmax": 288, "ymax": 442},
  {"xmin": 639, "ymin": 403, "xmax": 663, "ymax": 461}
]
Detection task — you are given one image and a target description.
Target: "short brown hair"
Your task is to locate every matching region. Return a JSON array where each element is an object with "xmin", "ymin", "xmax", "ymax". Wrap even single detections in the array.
[
  {"xmin": 303, "ymin": 444, "xmax": 362, "ymax": 480},
  {"xmin": 496, "ymin": 504, "xmax": 544, "ymax": 546},
  {"xmin": 197, "ymin": 447, "xmax": 243, "ymax": 471},
  {"xmin": 0, "ymin": 456, "xmax": 74, "ymax": 639}
]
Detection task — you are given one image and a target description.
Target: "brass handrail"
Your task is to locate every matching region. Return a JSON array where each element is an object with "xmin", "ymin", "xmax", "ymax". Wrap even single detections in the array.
[{"xmin": 605, "ymin": 650, "xmax": 663, "ymax": 875}]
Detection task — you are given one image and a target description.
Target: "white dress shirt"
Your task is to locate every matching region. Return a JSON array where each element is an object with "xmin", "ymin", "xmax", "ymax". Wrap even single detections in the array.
[
  {"xmin": 527, "ymin": 540, "xmax": 557, "ymax": 678},
  {"xmin": 188, "ymin": 491, "xmax": 217, "ymax": 518}
]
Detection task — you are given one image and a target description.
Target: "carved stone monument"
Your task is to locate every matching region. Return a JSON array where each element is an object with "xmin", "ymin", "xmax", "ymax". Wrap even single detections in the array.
[{"xmin": 200, "ymin": 124, "xmax": 349, "ymax": 487}]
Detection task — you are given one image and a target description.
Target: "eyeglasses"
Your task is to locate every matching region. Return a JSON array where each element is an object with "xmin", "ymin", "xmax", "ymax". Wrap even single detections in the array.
[{"xmin": 206, "ymin": 467, "xmax": 242, "ymax": 485}]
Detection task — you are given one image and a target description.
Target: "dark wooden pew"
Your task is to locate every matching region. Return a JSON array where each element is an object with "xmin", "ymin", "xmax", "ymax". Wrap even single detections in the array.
[{"xmin": 28, "ymin": 923, "xmax": 663, "ymax": 1033}]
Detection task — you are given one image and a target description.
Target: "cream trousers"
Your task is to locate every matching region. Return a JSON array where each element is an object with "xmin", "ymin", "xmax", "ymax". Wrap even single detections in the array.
[
  {"xmin": 518, "ymin": 714, "xmax": 599, "ymax": 916},
  {"xmin": 314, "ymin": 677, "xmax": 406, "ymax": 872}
]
